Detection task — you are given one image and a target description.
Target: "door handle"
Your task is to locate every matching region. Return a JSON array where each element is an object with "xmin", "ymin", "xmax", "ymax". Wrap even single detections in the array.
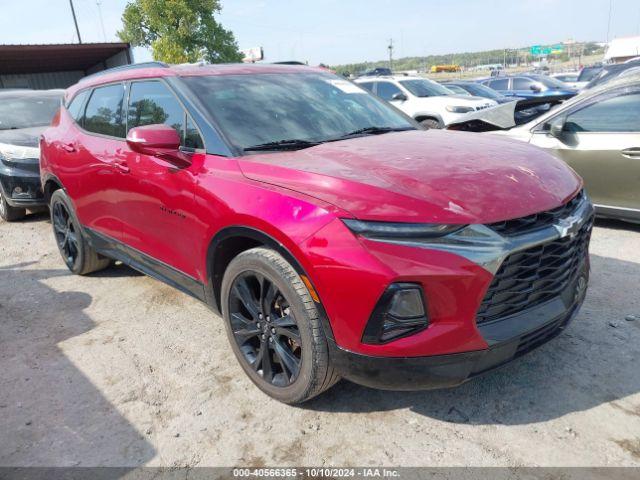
[
  {"xmin": 62, "ymin": 143, "xmax": 76, "ymax": 153},
  {"xmin": 113, "ymin": 160, "xmax": 130, "ymax": 173},
  {"xmin": 621, "ymin": 148, "xmax": 640, "ymax": 159}
]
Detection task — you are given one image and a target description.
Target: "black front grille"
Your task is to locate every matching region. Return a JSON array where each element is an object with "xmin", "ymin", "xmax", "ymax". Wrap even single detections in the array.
[
  {"xmin": 488, "ymin": 190, "xmax": 585, "ymax": 236},
  {"xmin": 476, "ymin": 215, "xmax": 593, "ymax": 325}
]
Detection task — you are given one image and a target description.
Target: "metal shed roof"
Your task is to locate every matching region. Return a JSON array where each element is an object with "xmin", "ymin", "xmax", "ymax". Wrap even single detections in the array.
[{"xmin": 0, "ymin": 43, "xmax": 131, "ymax": 74}]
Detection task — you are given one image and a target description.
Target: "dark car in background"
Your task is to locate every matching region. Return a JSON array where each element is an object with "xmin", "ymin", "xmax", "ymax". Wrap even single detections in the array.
[
  {"xmin": 444, "ymin": 80, "xmax": 558, "ymax": 124},
  {"xmin": 577, "ymin": 65, "xmax": 603, "ymax": 84},
  {"xmin": 584, "ymin": 58, "xmax": 640, "ymax": 89},
  {"xmin": 442, "ymin": 80, "xmax": 515, "ymax": 104},
  {"xmin": 479, "ymin": 74, "xmax": 578, "ymax": 100},
  {"xmin": 359, "ymin": 67, "xmax": 393, "ymax": 77},
  {"xmin": 0, "ymin": 89, "xmax": 62, "ymax": 221}
]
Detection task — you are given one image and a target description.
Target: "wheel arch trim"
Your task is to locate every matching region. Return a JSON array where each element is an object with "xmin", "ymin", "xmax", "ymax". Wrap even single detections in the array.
[
  {"xmin": 41, "ymin": 173, "xmax": 65, "ymax": 203},
  {"xmin": 205, "ymin": 225, "xmax": 335, "ymax": 341},
  {"xmin": 414, "ymin": 112, "xmax": 444, "ymax": 126}
]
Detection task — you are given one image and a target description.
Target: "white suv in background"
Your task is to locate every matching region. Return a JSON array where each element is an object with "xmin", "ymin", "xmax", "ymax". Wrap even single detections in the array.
[{"xmin": 355, "ymin": 75, "xmax": 497, "ymax": 128}]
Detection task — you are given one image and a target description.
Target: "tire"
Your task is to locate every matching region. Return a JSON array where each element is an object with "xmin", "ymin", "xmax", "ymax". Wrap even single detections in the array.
[
  {"xmin": 221, "ymin": 247, "xmax": 339, "ymax": 404},
  {"xmin": 0, "ymin": 190, "xmax": 26, "ymax": 222},
  {"xmin": 49, "ymin": 189, "xmax": 111, "ymax": 275},
  {"xmin": 419, "ymin": 118, "xmax": 442, "ymax": 129}
]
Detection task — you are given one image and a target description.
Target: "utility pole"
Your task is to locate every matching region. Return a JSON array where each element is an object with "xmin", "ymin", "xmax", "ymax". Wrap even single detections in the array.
[
  {"xmin": 69, "ymin": 0, "xmax": 82, "ymax": 44},
  {"xmin": 388, "ymin": 39, "xmax": 394, "ymax": 71},
  {"xmin": 606, "ymin": 0, "xmax": 613, "ymax": 43},
  {"xmin": 96, "ymin": 0, "xmax": 107, "ymax": 42}
]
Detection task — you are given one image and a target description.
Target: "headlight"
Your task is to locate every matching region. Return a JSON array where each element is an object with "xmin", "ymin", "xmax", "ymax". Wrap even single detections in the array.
[
  {"xmin": 342, "ymin": 219, "xmax": 464, "ymax": 239},
  {"xmin": 0, "ymin": 143, "xmax": 39, "ymax": 163},
  {"xmin": 445, "ymin": 105, "xmax": 475, "ymax": 113}
]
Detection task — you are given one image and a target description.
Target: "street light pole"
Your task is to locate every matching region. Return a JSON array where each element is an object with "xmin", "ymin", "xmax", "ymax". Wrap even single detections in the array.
[
  {"xmin": 606, "ymin": 0, "xmax": 613, "ymax": 43},
  {"xmin": 69, "ymin": 0, "xmax": 82, "ymax": 44},
  {"xmin": 388, "ymin": 39, "xmax": 394, "ymax": 72}
]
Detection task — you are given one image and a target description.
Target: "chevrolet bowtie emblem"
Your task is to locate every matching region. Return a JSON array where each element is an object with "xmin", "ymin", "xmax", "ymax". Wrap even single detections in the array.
[{"xmin": 555, "ymin": 215, "xmax": 583, "ymax": 239}]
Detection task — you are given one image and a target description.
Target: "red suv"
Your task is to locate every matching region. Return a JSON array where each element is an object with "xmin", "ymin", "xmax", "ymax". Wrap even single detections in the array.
[{"xmin": 40, "ymin": 62, "xmax": 593, "ymax": 404}]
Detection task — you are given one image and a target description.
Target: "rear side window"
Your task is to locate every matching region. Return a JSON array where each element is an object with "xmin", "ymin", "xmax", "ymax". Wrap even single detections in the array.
[
  {"xmin": 565, "ymin": 92, "xmax": 640, "ymax": 133},
  {"xmin": 359, "ymin": 82, "xmax": 375, "ymax": 93},
  {"xmin": 487, "ymin": 79, "xmax": 508, "ymax": 90},
  {"xmin": 376, "ymin": 82, "xmax": 402, "ymax": 101},
  {"xmin": 66, "ymin": 90, "xmax": 89, "ymax": 124},
  {"xmin": 84, "ymin": 84, "xmax": 126, "ymax": 138}
]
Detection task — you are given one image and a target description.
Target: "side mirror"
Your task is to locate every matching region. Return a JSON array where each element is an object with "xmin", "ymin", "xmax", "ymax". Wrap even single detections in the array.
[
  {"xmin": 530, "ymin": 84, "xmax": 542, "ymax": 92},
  {"xmin": 126, "ymin": 124, "xmax": 190, "ymax": 167},
  {"xmin": 391, "ymin": 92, "xmax": 408, "ymax": 102},
  {"xmin": 548, "ymin": 116, "xmax": 566, "ymax": 138}
]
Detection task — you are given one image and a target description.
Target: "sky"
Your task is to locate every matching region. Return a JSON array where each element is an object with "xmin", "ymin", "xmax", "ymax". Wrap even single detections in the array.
[{"xmin": 0, "ymin": 0, "xmax": 639, "ymax": 65}]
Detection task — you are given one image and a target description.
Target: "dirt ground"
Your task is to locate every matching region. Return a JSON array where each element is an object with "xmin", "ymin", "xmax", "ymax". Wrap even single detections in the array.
[{"xmin": 1, "ymin": 212, "xmax": 639, "ymax": 467}]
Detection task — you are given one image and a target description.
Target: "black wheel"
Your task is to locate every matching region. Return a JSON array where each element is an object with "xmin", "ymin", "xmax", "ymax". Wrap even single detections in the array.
[
  {"xmin": 50, "ymin": 189, "xmax": 111, "ymax": 275},
  {"xmin": 221, "ymin": 247, "xmax": 339, "ymax": 404},
  {"xmin": 420, "ymin": 118, "xmax": 442, "ymax": 129},
  {"xmin": 0, "ymin": 190, "xmax": 26, "ymax": 222}
]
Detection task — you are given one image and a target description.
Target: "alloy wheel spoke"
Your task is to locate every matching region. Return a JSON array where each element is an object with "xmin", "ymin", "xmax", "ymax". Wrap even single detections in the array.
[
  {"xmin": 233, "ymin": 277, "xmax": 260, "ymax": 320},
  {"xmin": 251, "ymin": 343, "xmax": 265, "ymax": 371},
  {"xmin": 53, "ymin": 211, "xmax": 66, "ymax": 233},
  {"xmin": 261, "ymin": 341, "xmax": 274, "ymax": 381},
  {"xmin": 262, "ymin": 281, "xmax": 278, "ymax": 315},
  {"xmin": 275, "ymin": 326, "xmax": 301, "ymax": 345},
  {"xmin": 273, "ymin": 338, "xmax": 300, "ymax": 381},
  {"xmin": 272, "ymin": 314, "xmax": 295, "ymax": 328},
  {"xmin": 233, "ymin": 326, "xmax": 261, "ymax": 344},
  {"xmin": 231, "ymin": 312, "xmax": 255, "ymax": 328}
]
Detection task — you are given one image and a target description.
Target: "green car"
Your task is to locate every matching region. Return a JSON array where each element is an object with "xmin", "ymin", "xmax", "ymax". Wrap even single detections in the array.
[{"xmin": 490, "ymin": 72, "xmax": 640, "ymax": 224}]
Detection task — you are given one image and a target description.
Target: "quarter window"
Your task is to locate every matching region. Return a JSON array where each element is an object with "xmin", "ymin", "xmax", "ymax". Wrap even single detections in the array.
[
  {"xmin": 359, "ymin": 82, "xmax": 375, "ymax": 93},
  {"xmin": 376, "ymin": 82, "xmax": 403, "ymax": 101},
  {"xmin": 565, "ymin": 92, "xmax": 640, "ymax": 133},
  {"xmin": 67, "ymin": 90, "xmax": 89, "ymax": 124},
  {"xmin": 84, "ymin": 84, "xmax": 126, "ymax": 138},
  {"xmin": 185, "ymin": 116, "xmax": 204, "ymax": 149}
]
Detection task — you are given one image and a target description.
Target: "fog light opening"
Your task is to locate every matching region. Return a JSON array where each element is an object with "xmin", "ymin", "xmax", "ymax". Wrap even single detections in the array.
[{"xmin": 362, "ymin": 283, "xmax": 429, "ymax": 344}]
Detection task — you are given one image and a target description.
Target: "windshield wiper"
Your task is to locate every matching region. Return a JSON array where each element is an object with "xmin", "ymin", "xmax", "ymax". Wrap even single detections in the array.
[
  {"xmin": 329, "ymin": 126, "xmax": 414, "ymax": 141},
  {"xmin": 244, "ymin": 139, "xmax": 321, "ymax": 152}
]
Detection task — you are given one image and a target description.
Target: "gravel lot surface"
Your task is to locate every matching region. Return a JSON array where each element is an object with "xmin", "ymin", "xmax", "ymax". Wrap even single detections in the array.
[{"xmin": 1, "ymin": 213, "xmax": 639, "ymax": 467}]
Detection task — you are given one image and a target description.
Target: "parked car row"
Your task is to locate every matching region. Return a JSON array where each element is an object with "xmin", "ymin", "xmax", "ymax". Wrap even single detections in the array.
[{"xmin": 478, "ymin": 74, "xmax": 578, "ymax": 100}]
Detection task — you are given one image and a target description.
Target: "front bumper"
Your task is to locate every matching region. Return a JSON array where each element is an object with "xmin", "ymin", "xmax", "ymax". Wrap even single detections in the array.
[
  {"xmin": 0, "ymin": 159, "xmax": 45, "ymax": 208},
  {"xmin": 329, "ymin": 283, "xmax": 585, "ymax": 390}
]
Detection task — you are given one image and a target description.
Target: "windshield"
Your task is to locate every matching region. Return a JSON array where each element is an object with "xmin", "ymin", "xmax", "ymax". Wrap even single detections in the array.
[
  {"xmin": 454, "ymin": 82, "xmax": 503, "ymax": 100},
  {"xmin": 183, "ymin": 73, "xmax": 414, "ymax": 151},
  {"xmin": 0, "ymin": 94, "xmax": 61, "ymax": 130},
  {"xmin": 443, "ymin": 84, "xmax": 470, "ymax": 95},
  {"xmin": 578, "ymin": 67, "xmax": 602, "ymax": 82},
  {"xmin": 399, "ymin": 79, "xmax": 453, "ymax": 97}
]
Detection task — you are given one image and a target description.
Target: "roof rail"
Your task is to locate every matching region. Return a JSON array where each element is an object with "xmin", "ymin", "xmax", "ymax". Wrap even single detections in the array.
[{"xmin": 79, "ymin": 61, "xmax": 170, "ymax": 83}]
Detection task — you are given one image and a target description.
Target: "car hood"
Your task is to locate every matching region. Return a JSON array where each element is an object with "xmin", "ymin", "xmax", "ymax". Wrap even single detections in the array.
[
  {"xmin": 0, "ymin": 126, "xmax": 45, "ymax": 148},
  {"xmin": 238, "ymin": 130, "xmax": 581, "ymax": 224}
]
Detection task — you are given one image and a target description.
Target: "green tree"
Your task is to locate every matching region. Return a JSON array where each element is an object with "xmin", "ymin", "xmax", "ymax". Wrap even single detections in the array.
[{"xmin": 117, "ymin": 0, "xmax": 243, "ymax": 64}]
